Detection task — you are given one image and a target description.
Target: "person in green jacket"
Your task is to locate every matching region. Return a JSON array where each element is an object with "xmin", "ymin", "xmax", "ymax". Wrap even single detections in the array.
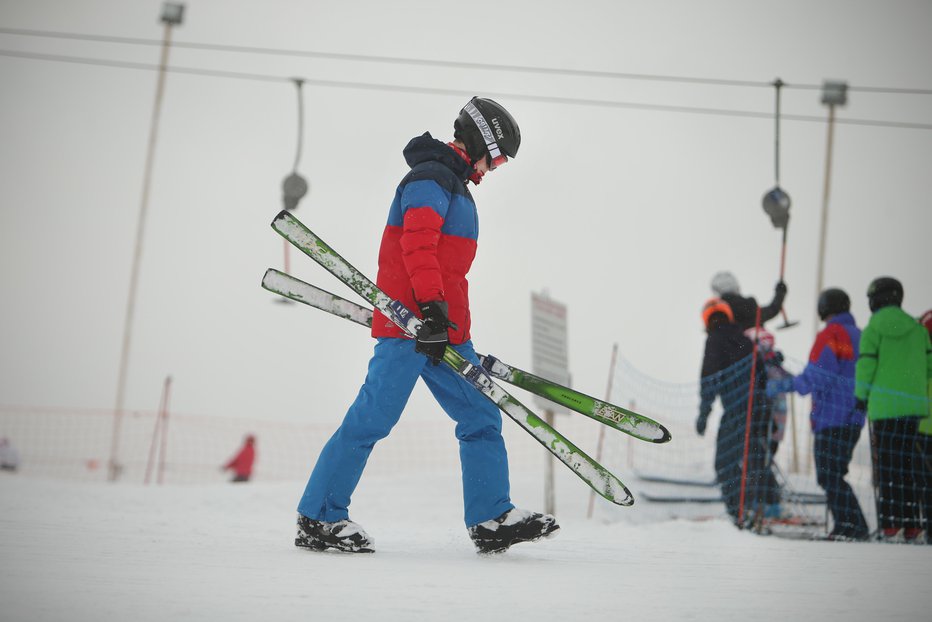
[{"xmin": 855, "ymin": 277, "xmax": 932, "ymax": 542}]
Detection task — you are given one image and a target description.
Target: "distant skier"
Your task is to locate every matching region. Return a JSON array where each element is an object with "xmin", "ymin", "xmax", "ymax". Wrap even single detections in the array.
[
  {"xmin": 710, "ymin": 271, "xmax": 787, "ymax": 330},
  {"xmin": 696, "ymin": 298, "xmax": 779, "ymax": 527},
  {"xmin": 855, "ymin": 277, "xmax": 931, "ymax": 542},
  {"xmin": 767, "ymin": 288, "xmax": 869, "ymax": 540},
  {"xmin": 0, "ymin": 437, "xmax": 20, "ymax": 472},
  {"xmin": 744, "ymin": 325, "xmax": 789, "ymax": 520},
  {"xmin": 745, "ymin": 326, "xmax": 790, "ymax": 457},
  {"xmin": 293, "ymin": 97, "xmax": 558, "ymax": 554},
  {"xmin": 223, "ymin": 434, "xmax": 256, "ymax": 483}
]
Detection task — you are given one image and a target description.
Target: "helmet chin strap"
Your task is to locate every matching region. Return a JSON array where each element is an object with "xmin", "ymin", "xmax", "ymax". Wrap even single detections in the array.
[{"xmin": 448, "ymin": 142, "xmax": 485, "ymax": 185}]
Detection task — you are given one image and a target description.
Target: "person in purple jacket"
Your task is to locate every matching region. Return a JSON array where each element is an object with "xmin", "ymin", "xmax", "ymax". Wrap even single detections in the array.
[{"xmin": 768, "ymin": 288, "xmax": 869, "ymax": 540}]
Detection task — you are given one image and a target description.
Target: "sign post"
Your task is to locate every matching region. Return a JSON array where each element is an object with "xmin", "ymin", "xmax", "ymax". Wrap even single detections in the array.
[{"xmin": 531, "ymin": 292, "xmax": 570, "ymax": 515}]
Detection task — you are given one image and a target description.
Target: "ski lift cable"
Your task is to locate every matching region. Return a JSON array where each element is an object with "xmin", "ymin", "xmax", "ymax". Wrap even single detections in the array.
[
  {"xmin": 2, "ymin": 26, "xmax": 932, "ymax": 95},
  {"xmin": 2, "ymin": 48, "xmax": 932, "ymax": 131}
]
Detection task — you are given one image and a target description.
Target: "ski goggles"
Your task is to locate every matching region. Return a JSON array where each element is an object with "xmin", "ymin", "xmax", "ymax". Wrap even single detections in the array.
[
  {"xmin": 488, "ymin": 152, "xmax": 508, "ymax": 171},
  {"xmin": 463, "ymin": 101, "xmax": 508, "ymax": 170}
]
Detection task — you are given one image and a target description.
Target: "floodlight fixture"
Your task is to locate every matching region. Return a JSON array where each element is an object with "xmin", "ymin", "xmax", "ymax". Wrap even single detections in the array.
[
  {"xmin": 160, "ymin": 2, "xmax": 185, "ymax": 25},
  {"xmin": 821, "ymin": 80, "xmax": 848, "ymax": 107}
]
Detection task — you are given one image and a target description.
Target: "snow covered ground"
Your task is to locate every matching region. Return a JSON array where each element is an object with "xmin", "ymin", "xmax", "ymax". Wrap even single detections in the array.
[{"xmin": 2, "ymin": 471, "xmax": 930, "ymax": 622}]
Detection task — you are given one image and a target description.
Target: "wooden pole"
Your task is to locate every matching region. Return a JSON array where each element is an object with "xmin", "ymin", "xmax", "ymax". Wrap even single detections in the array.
[
  {"xmin": 157, "ymin": 376, "xmax": 173, "ymax": 485},
  {"xmin": 814, "ymin": 104, "xmax": 837, "ymax": 340},
  {"xmin": 587, "ymin": 343, "xmax": 619, "ymax": 519},
  {"xmin": 737, "ymin": 308, "xmax": 762, "ymax": 527},
  {"xmin": 143, "ymin": 387, "xmax": 166, "ymax": 485},
  {"xmin": 788, "ymin": 392, "xmax": 800, "ymax": 474},
  {"xmin": 143, "ymin": 375, "xmax": 172, "ymax": 485},
  {"xmin": 544, "ymin": 409, "xmax": 555, "ymax": 515},
  {"xmin": 109, "ymin": 21, "xmax": 177, "ymax": 481}
]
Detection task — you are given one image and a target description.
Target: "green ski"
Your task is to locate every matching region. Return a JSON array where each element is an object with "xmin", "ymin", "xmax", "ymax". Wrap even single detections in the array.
[
  {"xmin": 262, "ymin": 268, "xmax": 670, "ymax": 443},
  {"xmin": 268, "ymin": 210, "xmax": 634, "ymax": 506}
]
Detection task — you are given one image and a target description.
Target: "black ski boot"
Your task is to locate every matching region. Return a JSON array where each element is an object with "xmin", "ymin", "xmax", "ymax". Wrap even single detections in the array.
[
  {"xmin": 295, "ymin": 515, "xmax": 375, "ymax": 553},
  {"xmin": 467, "ymin": 508, "xmax": 560, "ymax": 554}
]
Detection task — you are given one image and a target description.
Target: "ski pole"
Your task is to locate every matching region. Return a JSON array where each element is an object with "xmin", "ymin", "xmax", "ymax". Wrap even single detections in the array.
[{"xmin": 777, "ymin": 225, "xmax": 798, "ymax": 330}]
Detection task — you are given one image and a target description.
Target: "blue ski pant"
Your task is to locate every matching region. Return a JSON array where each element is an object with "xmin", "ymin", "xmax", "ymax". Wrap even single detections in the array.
[
  {"xmin": 714, "ymin": 409, "xmax": 780, "ymax": 520},
  {"xmin": 813, "ymin": 424, "xmax": 869, "ymax": 537},
  {"xmin": 297, "ymin": 338, "xmax": 514, "ymax": 527}
]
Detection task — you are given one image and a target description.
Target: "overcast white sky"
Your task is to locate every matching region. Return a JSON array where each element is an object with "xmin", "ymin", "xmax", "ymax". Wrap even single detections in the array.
[{"xmin": 1, "ymin": 0, "xmax": 930, "ymax": 428}]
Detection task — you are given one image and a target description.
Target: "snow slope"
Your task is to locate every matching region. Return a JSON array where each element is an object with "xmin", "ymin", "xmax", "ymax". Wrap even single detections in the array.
[{"xmin": 1, "ymin": 472, "xmax": 929, "ymax": 622}]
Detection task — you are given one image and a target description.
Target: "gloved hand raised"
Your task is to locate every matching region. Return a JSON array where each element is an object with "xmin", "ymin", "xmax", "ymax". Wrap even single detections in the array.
[
  {"xmin": 766, "ymin": 377, "xmax": 794, "ymax": 398},
  {"xmin": 415, "ymin": 301, "xmax": 455, "ymax": 365}
]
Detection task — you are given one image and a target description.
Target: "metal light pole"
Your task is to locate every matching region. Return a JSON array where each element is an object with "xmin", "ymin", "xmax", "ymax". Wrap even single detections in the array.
[
  {"xmin": 278, "ymin": 78, "xmax": 309, "ymax": 297},
  {"xmin": 761, "ymin": 78, "xmax": 798, "ymax": 330},
  {"xmin": 813, "ymin": 80, "xmax": 848, "ymax": 339},
  {"xmin": 108, "ymin": 3, "xmax": 185, "ymax": 481}
]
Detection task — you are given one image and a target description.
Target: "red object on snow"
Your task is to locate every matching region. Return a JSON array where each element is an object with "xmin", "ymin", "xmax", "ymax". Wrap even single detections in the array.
[{"xmin": 225, "ymin": 435, "xmax": 256, "ymax": 479}]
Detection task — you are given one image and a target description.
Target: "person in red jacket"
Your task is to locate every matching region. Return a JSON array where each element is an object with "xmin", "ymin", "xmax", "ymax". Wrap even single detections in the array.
[
  {"xmin": 294, "ymin": 97, "xmax": 558, "ymax": 555},
  {"xmin": 223, "ymin": 435, "xmax": 256, "ymax": 483}
]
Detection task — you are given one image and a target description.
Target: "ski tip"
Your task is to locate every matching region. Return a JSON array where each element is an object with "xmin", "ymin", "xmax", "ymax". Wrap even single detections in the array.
[
  {"xmin": 617, "ymin": 488, "xmax": 635, "ymax": 507},
  {"xmin": 604, "ymin": 481, "xmax": 635, "ymax": 507},
  {"xmin": 626, "ymin": 426, "xmax": 672, "ymax": 444},
  {"xmin": 271, "ymin": 209, "xmax": 290, "ymax": 224},
  {"xmin": 260, "ymin": 267, "xmax": 277, "ymax": 288}
]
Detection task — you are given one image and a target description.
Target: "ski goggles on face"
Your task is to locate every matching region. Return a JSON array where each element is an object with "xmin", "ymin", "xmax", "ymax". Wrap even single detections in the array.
[
  {"xmin": 488, "ymin": 152, "xmax": 508, "ymax": 171},
  {"xmin": 464, "ymin": 101, "xmax": 508, "ymax": 170}
]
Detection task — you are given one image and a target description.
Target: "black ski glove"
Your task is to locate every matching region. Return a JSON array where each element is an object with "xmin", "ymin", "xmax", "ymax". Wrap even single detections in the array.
[
  {"xmin": 696, "ymin": 412, "xmax": 709, "ymax": 436},
  {"xmin": 415, "ymin": 301, "xmax": 455, "ymax": 365},
  {"xmin": 775, "ymin": 281, "xmax": 788, "ymax": 297}
]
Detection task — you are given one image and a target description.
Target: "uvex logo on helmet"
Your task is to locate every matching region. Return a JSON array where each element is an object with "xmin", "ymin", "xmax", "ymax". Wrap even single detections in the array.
[{"xmin": 491, "ymin": 117, "xmax": 505, "ymax": 141}]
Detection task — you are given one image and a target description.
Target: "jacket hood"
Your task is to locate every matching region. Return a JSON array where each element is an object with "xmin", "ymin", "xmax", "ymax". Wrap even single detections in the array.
[
  {"xmin": 403, "ymin": 132, "xmax": 473, "ymax": 181},
  {"xmin": 869, "ymin": 306, "xmax": 918, "ymax": 338}
]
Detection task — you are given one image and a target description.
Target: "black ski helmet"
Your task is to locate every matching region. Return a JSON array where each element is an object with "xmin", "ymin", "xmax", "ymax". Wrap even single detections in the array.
[
  {"xmin": 453, "ymin": 97, "xmax": 521, "ymax": 165},
  {"xmin": 867, "ymin": 276, "xmax": 904, "ymax": 312},
  {"xmin": 817, "ymin": 288, "xmax": 850, "ymax": 320}
]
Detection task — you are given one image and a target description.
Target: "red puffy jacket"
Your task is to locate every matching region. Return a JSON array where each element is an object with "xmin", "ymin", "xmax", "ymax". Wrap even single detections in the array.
[
  {"xmin": 372, "ymin": 134, "xmax": 479, "ymax": 344},
  {"xmin": 225, "ymin": 438, "xmax": 255, "ymax": 478}
]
